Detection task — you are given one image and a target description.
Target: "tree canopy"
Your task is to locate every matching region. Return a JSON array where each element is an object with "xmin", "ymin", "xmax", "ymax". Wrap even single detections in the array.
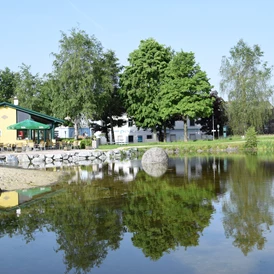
[
  {"xmin": 51, "ymin": 28, "xmax": 105, "ymax": 138},
  {"xmin": 14, "ymin": 64, "xmax": 47, "ymax": 112},
  {"xmin": 159, "ymin": 50, "xmax": 213, "ymax": 141},
  {"xmin": 220, "ymin": 39, "xmax": 274, "ymax": 135},
  {"xmin": 196, "ymin": 91, "xmax": 227, "ymax": 138},
  {"xmin": 120, "ymin": 38, "xmax": 173, "ymax": 131},
  {"xmin": 0, "ymin": 67, "xmax": 17, "ymax": 102},
  {"xmin": 120, "ymin": 40, "xmax": 214, "ymax": 142},
  {"xmin": 91, "ymin": 50, "xmax": 125, "ymax": 143}
]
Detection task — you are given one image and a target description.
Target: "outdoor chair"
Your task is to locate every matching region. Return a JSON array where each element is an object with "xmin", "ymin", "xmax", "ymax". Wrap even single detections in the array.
[
  {"xmin": 27, "ymin": 141, "xmax": 35, "ymax": 151},
  {"xmin": 39, "ymin": 141, "xmax": 46, "ymax": 150},
  {"xmin": 58, "ymin": 141, "xmax": 66, "ymax": 150},
  {"xmin": 4, "ymin": 143, "xmax": 13, "ymax": 151},
  {"xmin": 15, "ymin": 143, "xmax": 23, "ymax": 153},
  {"xmin": 51, "ymin": 139, "xmax": 57, "ymax": 149},
  {"xmin": 72, "ymin": 140, "xmax": 80, "ymax": 149}
]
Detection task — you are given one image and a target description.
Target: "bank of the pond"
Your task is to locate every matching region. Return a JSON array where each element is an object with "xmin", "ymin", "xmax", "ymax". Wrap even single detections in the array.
[
  {"xmin": 1, "ymin": 135, "xmax": 274, "ymax": 191},
  {"xmin": 0, "ymin": 148, "xmax": 137, "ymax": 191},
  {"xmin": 0, "ymin": 166, "xmax": 64, "ymax": 191}
]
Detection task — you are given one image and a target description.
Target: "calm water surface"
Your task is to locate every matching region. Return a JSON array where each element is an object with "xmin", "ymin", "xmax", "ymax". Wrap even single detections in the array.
[{"xmin": 1, "ymin": 155, "xmax": 274, "ymax": 274}]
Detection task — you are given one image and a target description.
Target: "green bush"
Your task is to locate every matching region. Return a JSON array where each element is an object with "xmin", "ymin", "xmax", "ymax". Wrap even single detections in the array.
[
  {"xmin": 80, "ymin": 138, "xmax": 92, "ymax": 149},
  {"xmin": 244, "ymin": 127, "xmax": 257, "ymax": 150}
]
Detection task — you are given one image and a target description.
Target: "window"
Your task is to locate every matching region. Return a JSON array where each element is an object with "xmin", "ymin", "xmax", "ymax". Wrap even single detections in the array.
[
  {"xmin": 17, "ymin": 129, "xmax": 28, "ymax": 140},
  {"xmin": 189, "ymin": 119, "xmax": 195, "ymax": 126},
  {"xmin": 128, "ymin": 119, "xmax": 133, "ymax": 127},
  {"xmin": 128, "ymin": 135, "xmax": 134, "ymax": 143},
  {"xmin": 147, "ymin": 135, "xmax": 152, "ymax": 139},
  {"xmin": 17, "ymin": 110, "xmax": 29, "ymax": 122},
  {"xmin": 137, "ymin": 136, "xmax": 143, "ymax": 142},
  {"xmin": 170, "ymin": 134, "xmax": 176, "ymax": 142}
]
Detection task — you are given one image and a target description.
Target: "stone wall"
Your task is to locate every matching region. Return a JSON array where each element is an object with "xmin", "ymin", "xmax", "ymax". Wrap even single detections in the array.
[{"xmin": 0, "ymin": 149, "xmax": 138, "ymax": 169}]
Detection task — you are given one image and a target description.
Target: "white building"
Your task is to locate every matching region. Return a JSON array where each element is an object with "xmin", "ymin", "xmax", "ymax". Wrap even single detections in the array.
[
  {"xmin": 55, "ymin": 114, "xmax": 210, "ymax": 143},
  {"xmin": 111, "ymin": 114, "xmax": 206, "ymax": 144}
]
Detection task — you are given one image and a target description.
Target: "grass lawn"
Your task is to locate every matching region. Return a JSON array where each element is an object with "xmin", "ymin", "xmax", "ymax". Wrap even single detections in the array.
[{"xmin": 99, "ymin": 135, "xmax": 274, "ymax": 153}]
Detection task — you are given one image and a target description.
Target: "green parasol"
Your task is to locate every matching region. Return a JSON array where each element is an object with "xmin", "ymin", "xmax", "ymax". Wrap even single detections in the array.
[{"xmin": 7, "ymin": 119, "xmax": 51, "ymax": 130}]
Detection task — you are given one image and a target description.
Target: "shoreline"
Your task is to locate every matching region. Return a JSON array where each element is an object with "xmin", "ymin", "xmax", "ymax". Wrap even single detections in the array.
[{"xmin": 0, "ymin": 166, "xmax": 64, "ymax": 191}]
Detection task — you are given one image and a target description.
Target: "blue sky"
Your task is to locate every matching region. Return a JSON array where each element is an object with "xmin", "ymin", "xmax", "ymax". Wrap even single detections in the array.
[{"xmin": 1, "ymin": 0, "xmax": 274, "ymax": 94}]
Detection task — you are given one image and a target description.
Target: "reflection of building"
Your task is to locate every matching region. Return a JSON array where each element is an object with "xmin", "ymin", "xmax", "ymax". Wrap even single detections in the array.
[
  {"xmin": 68, "ymin": 161, "xmax": 142, "ymax": 184},
  {"xmin": 0, "ymin": 187, "xmax": 52, "ymax": 209},
  {"xmin": 169, "ymin": 158, "xmax": 203, "ymax": 178},
  {"xmin": 0, "ymin": 191, "xmax": 19, "ymax": 208},
  {"xmin": 0, "ymin": 100, "xmax": 64, "ymax": 144}
]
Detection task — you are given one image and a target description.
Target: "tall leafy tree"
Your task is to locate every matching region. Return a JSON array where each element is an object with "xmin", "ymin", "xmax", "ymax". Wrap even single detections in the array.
[
  {"xmin": 51, "ymin": 28, "xmax": 104, "ymax": 139},
  {"xmin": 197, "ymin": 91, "xmax": 228, "ymax": 138},
  {"xmin": 38, "ymin": 73, "xmax": 57, "ymax": 116},
  {"xmin": 15, "ymin": 63, "xmax": 44, "ymax": 111},
  {"xmin": 120, "ymin": 38, "xmax": 173, "ymax": 135},
  {"xmin": 159, "ymin": 51, "xmax": 213, "ymax": 142},
  {"xmin": 220, "ymin": 39, "xmax": 274, "ymax": 135},
  {"xmin": 91, "ymin": 50, "xmax": 125, "ymax": 143},
  {"xmin": 0, "ymin": 67, "xmax": 17, "ymax": 102}
]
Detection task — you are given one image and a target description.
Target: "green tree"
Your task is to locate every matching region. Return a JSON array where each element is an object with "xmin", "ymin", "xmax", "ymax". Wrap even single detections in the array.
[
  {"xmin": 51, "ymin": 28, "xmax": 105, "ymax": 139},
  {"xmin": 120, "ymin": 38, "xmax": 173, "ymax": 136},
  {"xmin": 37, "ymin": 73, "xmax": 56, "ymax": 115},
  {"xmin": 92, "ymin": 50, "xmax": 125, "ymax": 143},
  {"xmin": 0, "ymin": 67, "xmax": 17, "ymax": 102},
  {"xmin": 244, "ymin": 126, "xmax": 258, "ymax": 151},
  {"xmin": 220, "ymin": 39, "xmax": 274, "ymax": 135},
  {"xmin": 197, "ymin": 91, "xmax": 228, "ymax": 138},
  {"xmin": 14, "ymin": 63, "xmax": 43, "ymax": 111},
  {"xmin": 159, "ymin": 51, "xmax": 213, "ymax": 141}
]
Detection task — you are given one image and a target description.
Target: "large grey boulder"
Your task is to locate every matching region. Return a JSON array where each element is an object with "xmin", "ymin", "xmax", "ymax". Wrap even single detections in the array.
[
  {"xmin": 141, "ymin": 147, "xmax": 168, "ymax": 177},
  {"xmin": 141, "ymin": 147, "xmax": 168, "ymax": 164},
  {"xmin": 142, "ymin": 162, "xmax": 168, "ymax": 177}
]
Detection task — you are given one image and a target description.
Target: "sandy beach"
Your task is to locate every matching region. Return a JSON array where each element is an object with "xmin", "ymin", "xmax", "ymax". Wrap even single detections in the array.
[{"xmin": 0, "ymin": 166, "xmax": 64, "ymax": 191}]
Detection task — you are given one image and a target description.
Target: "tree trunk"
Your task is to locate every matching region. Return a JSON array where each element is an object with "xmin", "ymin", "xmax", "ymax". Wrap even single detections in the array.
[
  {"xmin": 183, "ymin": 117, "xmax": 188, "ymax": 142},
  {"xmin": 105, "ymin": 126, "xmax": 110, "ymax": 143},
  {"xmin": 163, "ymin": 124, "xmax": 167, "ymax": 142},
  {"xmin": 110, "ymin": 117, "xmax": 115, "ymax": 143},
  {"xmin": 74, "ymin": 119, "xmax": 79, "ymax": 140},
  {"xmin": 153, "ymin": 127, "xmax": 157, "ymax": 142}
]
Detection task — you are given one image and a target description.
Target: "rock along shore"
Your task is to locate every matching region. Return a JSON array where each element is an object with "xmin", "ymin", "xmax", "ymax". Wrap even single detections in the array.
[{"xmin": 0, "ymin": 148, "xmax": 137, "ymax": 191}]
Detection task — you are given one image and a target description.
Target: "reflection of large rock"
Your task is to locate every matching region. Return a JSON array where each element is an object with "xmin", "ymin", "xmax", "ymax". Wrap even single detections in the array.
[
  {"xmin": 142, "ymin": 162, "xmax": 168, "ymax": 177},
  {"xmin": 141, "ymin": 148, "xmax": 169, "ymax": 177},
  {"xmin": 141, "ymin": 147, "xmax": 168, "ymax": 164}
]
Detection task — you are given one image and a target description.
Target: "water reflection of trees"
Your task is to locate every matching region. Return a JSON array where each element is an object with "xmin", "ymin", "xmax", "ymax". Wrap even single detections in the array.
[
  {"xmin": 48, "ymin": 183, "xmax": 125, "ymax": 273},
  {"xmin": 222, "ymin": 155, "xmax": 274, "ymax": 255},
  {"xmin": 0, "ymin": 157, "xmax": 220, "ymax": 271},
  {"xmin": 0, "ymin": 180, "xmax": 127, "ymax": 274},
  {"xmin": 124, "ymin": 173, "xmax": 216, "ymax": 260},
  {"xmin": 4, "ymin": 156, "xmax": 271, "ymax": 270}
]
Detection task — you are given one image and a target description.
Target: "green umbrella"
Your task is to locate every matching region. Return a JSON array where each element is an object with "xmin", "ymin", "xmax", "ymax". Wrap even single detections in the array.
[{"xmin": 7, "ymin": 119, "xmax": 51, "ymax": 130}]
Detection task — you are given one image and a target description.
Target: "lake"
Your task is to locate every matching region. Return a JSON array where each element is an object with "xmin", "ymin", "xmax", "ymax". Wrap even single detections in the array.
[{"xmin": 1, "ymin": 155, "xmax": 274, "ymax": 274}]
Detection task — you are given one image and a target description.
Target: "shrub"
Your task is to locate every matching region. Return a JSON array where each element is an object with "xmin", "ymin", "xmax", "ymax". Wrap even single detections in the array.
[
  {"xmin": 244, "ymin": 127, "xmax": 257, "ymax": 150},
  {"xmin": 80, "ymin": 138, "xmax": 92, "ymax": 149}
]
